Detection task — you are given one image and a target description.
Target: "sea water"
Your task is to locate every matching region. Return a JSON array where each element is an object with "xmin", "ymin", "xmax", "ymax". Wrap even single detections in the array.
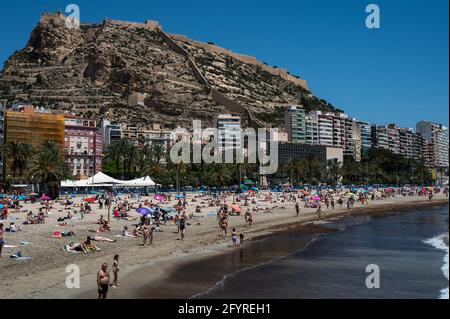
[{"xmin": 192, "ymin": 205, "xmax": 449, "ymax": 299}]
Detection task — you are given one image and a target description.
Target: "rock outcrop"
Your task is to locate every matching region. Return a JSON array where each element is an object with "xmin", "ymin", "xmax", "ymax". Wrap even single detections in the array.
[{"xmin": 0, "ymin": 12, "xmax": 341, "ymax": 129}]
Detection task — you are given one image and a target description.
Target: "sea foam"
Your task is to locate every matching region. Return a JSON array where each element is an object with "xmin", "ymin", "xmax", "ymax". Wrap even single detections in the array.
[{"xmin": 424, "ymin": 232, "xmax": 449, "ymax": 299}]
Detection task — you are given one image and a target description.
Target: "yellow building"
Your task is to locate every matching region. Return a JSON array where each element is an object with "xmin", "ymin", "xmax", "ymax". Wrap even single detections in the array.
[{"xmin": 4, "ymin": 107, "xmax": 65, "ymax": 179}]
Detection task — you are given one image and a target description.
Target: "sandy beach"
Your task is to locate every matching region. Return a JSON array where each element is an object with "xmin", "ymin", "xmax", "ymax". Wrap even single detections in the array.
[{"xmin": 0, "ymin": 192, "xmax": 448, "ymax": 299}]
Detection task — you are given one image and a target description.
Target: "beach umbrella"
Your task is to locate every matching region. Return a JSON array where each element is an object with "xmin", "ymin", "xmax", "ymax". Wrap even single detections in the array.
[
  {"xmin": 83, "ymin": 197, "xmax": 96, "ymax": 203},
  {"xmin": 135, "ymin": 207, "xmax": 153, "ymax": 215},
  {"xmin": 0, "ymin": 204, "xmax": 4, "ymax": 209},
  {"xmin": 154, "ymin": 195, "xmax": 165, "ymax": 201},
  {"xmin": 311, "ymin": 196, "xmax": 321, "ymax": 201},
  {"xmin": 231, "ymin": 204, "xmax": 242, "ymax": 213},
  {"xmin": 38, "ymin": 195, "xmax": 51, "ymax": 201},
  {"xmin": 175, "ymin": 194, "xmax": 185, "ymax": 199},
  {"xmin": 17, "ymin": 195, "xmax": 26, "ymax": 201},
  {"xmin": 347, "ymin": 193, "xmax": 355, "ymax": 197}
]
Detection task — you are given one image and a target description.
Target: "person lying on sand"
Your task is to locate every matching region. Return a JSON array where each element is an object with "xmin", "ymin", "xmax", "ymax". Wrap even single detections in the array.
[{"xmin": 65, "ymin": 242, "xmax": 83, "ymax": 252}]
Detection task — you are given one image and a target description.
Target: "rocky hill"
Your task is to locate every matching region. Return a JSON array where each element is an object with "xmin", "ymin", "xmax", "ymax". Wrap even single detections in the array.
[{"xmin": 0, "ymin": 12, "xmax": 342, "ymax": 129}]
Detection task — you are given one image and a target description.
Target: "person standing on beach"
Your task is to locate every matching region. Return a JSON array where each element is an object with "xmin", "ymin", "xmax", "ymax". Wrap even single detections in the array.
[
  {"xmin": 179, "ymin": 217, "xmax": 186, "ymax": 241},
  {"xmin": 0, "ymin": 223, "xmax": 4, "ymax": 258},
  {"xmin": 295, "ymin": 202, "xmax": 300, "ymax": 217},
  {"xmin": 245, "ymin": 210, "xmax": 253, "ymax": 227},
  {"xmin": 97, "ymin": 263, "xmax": 110, "ymax": 299},
  {"xmin": 316, "ymin": 205, "xmax": 322, "ymax": 220},
  {"xmin": 220, "ymin": 216, "xmax": 228, "ymax": 237},
  {"xmin": 231, "ymin": 228, "xmax": 238, "ymax": 247},
  {"xmin": 239, "ymin": 233, "xmax": 245, "ymax": 246},
  {"xmin": 112, "ymin": 255, "xmax": 120, "ymax": 288},
  {"xmin": 143, "ymin": 221, "xmax": 151, "ymax": 246},
  {"xmin": 331, "ymin": 199, "xmax": 335, "ymax": 210}
]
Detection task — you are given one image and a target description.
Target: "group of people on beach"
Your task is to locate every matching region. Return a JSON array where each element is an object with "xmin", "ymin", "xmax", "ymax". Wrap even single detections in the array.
[{"xmin": 0, "ymin": 184, "xmax": 448, "ymax": 298}]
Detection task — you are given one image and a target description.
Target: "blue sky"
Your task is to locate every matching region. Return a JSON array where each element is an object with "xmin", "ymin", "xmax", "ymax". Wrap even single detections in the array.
[{"xmin": 0, "ymin": 0, "xmax": 448, "ymax": 128}]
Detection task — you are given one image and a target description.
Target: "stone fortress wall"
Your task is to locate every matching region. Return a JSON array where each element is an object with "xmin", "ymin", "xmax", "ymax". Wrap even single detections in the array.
[
  {"xmin": 88, "ymin": 13, "xmax": 308, "ymax": 91},
  {"xmin": 168, "ymin": 34, "xmax": 308, "ymax": 90}
]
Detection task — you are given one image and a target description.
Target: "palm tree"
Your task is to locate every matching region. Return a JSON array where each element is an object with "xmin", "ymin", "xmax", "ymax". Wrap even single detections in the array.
[
  {"xmin": 122, "ymin": 140, "xmax": 137, "ymax": 179},
  {"xmin": 105, "ymin": 140, "xmax": 124, "ymax": 176},
  {"xmin": 26, "ymin": 141, "xmax": 69, "ymax": 199},
  {"xmin": 2, "ymin": 142, "xmax": 34, "ymax": 180},
  {"xmin": 305, "ymin": 156, "xmax": 321, "ymax": 184},
  {"xmin": 212, "ymin": 164, "xmax": 232, "ymax": 192},
  {"xmin": 327, "ymin": 159, "xmax": 342, "ymax": 186},
  {"xmin": 17, "ymin": 143, "xmax": 34, "ymax": 176},
  {"xmin": 151, "ymin": 144, "xmax": 166, "ymax": 164},
  {"xmin": 141, "ymin": 162, "xmax": 164, "ymax": 193},
  {"xmin": 167, "ymin": 160, "xmax": 190, "ymax": 192}
]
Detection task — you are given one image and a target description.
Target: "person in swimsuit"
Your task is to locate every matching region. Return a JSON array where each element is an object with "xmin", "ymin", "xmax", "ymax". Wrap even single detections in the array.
[
  {"xmin": 220, "ymin": 216, "xmax": 228, "ymax": 237},
  {"xmin": 142, "ymin": 221, "xmax": 151, "ymax": 246},
  {"xmin": 112, "ymin": 255, "xmax": 120, "ymax": 288},
  {"xmin": 245, "ymin": 210, "xmax": 253, "ymax": 227},
  {"xmin": 239, "ymin": 233, "xmax": 245, "ymax": 246},
  {"xmin": 295, "ymin": 202, "xmax": 300, "ymax": 217},
  {"xmin": 179, "ymin": 217, "xmax": 186, "ymax": 241},
  {"xmin": 316, "ymin": 205, "xmax": 322, "ymax": 220},
  {"xmin": 231, "ymin": 228, "xmax": 237, "ymax": 247},
  {"xmin": 97, "ymin": 263, "xmax": 110, "ymax": 299},
  {"xmin": 0, "ymin": 223, "xmax": 4, "ymax": 258}
]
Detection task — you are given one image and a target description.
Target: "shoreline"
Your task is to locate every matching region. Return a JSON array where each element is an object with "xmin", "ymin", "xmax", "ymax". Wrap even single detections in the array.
[
  {"xmin": 73, "ymin": 198, "xmax": 449, "ymax": 299},
  {"xmin": 0, "ymin": 195, "xmax": 447, "ymax": 299}
]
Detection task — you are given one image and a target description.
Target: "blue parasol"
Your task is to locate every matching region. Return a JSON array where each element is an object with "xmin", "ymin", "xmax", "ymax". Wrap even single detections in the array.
[{"xmin": 135, "ymin": 207, "xmax": 153, "ymax": 215}]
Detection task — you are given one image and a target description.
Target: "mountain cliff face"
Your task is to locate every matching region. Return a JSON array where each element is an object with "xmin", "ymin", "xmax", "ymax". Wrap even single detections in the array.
[{"xmin": 0, "ymin": 12, "xmax": 341, "ymax": 129}]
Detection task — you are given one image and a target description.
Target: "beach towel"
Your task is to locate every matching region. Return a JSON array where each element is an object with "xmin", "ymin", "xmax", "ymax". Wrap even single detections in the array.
[
  {"xmin": 19, "ymin": 241, "xmax": 31, "ymax": 245},
  {"xmin": 91, "ymin": 236, "xmax": 116, "ymax": 242},
  {"xmin": 3, "ymin": 245, "xmax": 17, "ymax": 248},
  {"xmin": 114, "ymin": 234, "xmax": 138, "ymax": 239},
  {"xmin": 63, "ymin": 244, "xmax": 82, "ymax": 253},
  {"xmin": 10, "ymin": 252, "xmax": 31, "ymax": 260},
  {"xmin": 52, "ymin": 231, "xmax": 62, "ymax": 238},
  {"xmin": 10, "ymin": 256, "xmax": 32, "ymax": 260}
]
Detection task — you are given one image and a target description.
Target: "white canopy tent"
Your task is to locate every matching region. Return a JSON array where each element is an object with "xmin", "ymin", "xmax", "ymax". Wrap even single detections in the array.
[
  {"xmin": 118, "ymin": 176, "xmax": 156, "ymax": 187},
  {"xmin": 61, "ymin": 172, "xmax": 157, "ymax": 188}
]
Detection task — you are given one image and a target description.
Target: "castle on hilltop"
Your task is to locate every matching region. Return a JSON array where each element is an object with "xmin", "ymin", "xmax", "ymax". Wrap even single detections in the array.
[{"xmin": 39, "ymin": 12, "xmax": 308, "ymax": 90}]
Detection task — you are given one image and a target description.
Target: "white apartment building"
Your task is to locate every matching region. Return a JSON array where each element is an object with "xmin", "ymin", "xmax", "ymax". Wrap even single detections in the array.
[
  {"xmin": 374, "ymin": 126, "xmax": 389, "ymax": 150},
  {"xmin": 305, "ymin": 115, "xmax": 319, "ymax": 145},
  {"xmin": 416, "ymin": 121, "xmax": 449, "ymax": 169},
  {"xmin": 216, "ymin": 114, "xmax": 242, "ymax": 152},
  {"xmin": 307, "ymin": 111, "xmax": 355, "ymax": 158},
  {"xmin": 386, "ymin": 124, "xmax": 401, "ymax": 155}
]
